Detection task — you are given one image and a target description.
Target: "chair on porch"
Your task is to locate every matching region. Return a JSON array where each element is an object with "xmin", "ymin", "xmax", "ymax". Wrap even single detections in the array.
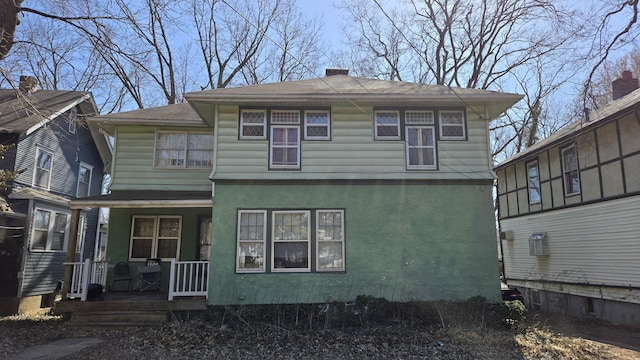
[
  {"xmin": 138, "ymin": 259, "xmax": 162, "ymax": 292},
  {"xmin": 111, "ymin": 262, "xmax": 132, "ymax": 291}
]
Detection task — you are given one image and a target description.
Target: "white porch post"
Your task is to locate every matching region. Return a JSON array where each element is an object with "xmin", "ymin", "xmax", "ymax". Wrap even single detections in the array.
[
  {"xmin": 168, "ymin": 258, "xmax": 176, "ymax": 301},
  {"xmin": 62, "ymin": 209, "xmax": 81, "ymax": 300}
]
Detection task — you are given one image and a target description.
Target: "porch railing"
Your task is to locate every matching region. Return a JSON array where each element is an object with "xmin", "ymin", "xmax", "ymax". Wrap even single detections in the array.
[
  {"xmin": 168, "ymin": 259, "xmax": 209, "ymax": 300},
  {"xmin": 64, "ymin": 259, "xmax": 109, "ymax": 301}
]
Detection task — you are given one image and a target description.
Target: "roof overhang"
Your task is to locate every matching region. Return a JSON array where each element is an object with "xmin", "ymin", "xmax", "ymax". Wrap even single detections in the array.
[{"xmin": 70, "ymin": 190, "xmax": 213, "ymax": 209}]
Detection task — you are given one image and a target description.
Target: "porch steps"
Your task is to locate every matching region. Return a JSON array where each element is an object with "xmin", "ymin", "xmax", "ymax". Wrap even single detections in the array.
[{"xmin": 68, "ymin": 310, "xmax": 168, "ymax": 328}]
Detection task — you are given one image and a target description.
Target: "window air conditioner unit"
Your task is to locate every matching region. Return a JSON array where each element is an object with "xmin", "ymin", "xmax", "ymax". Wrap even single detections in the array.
[
  {"xmin": 528, "ymin": 232, "xmax": 549, "ymax": 256},
  {"xmin": 500, "ymin": 230, "xmax": 514, "ymax": 241}
]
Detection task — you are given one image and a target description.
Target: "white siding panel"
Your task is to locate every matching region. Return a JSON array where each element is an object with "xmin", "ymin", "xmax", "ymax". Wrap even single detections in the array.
[{"xmin": 501, "ymin": 195, "xmax": 640, "ymax": 290}]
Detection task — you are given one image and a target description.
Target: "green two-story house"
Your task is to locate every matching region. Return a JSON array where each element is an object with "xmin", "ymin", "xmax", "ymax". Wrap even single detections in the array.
[{"xmin": 76, "ymin": 71, "xmax": 521, "ymax": 305}]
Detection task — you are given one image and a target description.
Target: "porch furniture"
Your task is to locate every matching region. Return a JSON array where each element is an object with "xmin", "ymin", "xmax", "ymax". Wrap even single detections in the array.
[
  {"xmin": 138, "ymin": 265, "xmax": 162, "ymax": 292},
  {"xmin": 146, "ymin": 258, "xmax": 161, "ymax": 266},
  {"xmin": 111, "ymin": 262, "xmax": 132, "ymax": 291}
]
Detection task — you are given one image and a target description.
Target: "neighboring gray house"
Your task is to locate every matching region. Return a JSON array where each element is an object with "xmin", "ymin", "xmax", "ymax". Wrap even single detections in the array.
[
  {"xmin": 495, "ymin": 71, "xmax": 640, "ymax": 327},
  {"xmin": 0, "ymin": 77, "xmax": 111, "ymax": 314}
]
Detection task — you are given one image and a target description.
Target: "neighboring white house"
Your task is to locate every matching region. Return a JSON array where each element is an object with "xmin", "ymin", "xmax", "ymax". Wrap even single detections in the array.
[{"xmin": 495, "ymin": 71, "xmax": 640, "ymax": 328}]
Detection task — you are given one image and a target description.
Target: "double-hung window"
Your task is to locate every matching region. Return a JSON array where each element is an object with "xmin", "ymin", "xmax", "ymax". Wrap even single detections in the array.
[
  {"xmin": 374, "ymin": 110, "xmax": 401, "ymax": 140},
  {"xmin": 527, "ymin": 161, "xmax": 541, "ymax": 204},
  {"xmin": 33, "ymin": 147, "xmax": 53, "ymax": 189},
  {"xmin": 31, "ymin": 208, "xmax": 69, "ymax": 251},
  {"xmin": 405, "ymin": 111, "xmax": 436, "ymax": 169},
  {"xmin": 270, "ymin": 110, "xmax": 301, "ymax": 169},
  {"xmin": 561, "ymin": 145, "xmax": 580, "ymax": 196},
  {"xmin": 236, "ymin": 209, "xmax": 345, "ymax": 273},
  {"xmin": 129, "ymin": 216, "xmax": 182, "ymax": 261},
  {"xmin": 154, "ymin": 132, "xmax": 213, "ymax": 168},
  {"xmin": 76, "ymin": 163, "xmax": 93, "ymax": 197},
  {"xmin": 240, "ymin": 110, "xmax": 267, "ymax": 139},
  {"xmin": 439, "ymin": 110, "xmax": 466, "ymax": 140},
  {"xmin": 304, "ymin": 110, "xmax": 331, "ymax": 140}
]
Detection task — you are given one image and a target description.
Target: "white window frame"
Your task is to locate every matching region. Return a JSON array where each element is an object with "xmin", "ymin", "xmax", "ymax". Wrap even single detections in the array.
[
  {"xmin": 33, "ymin": 147, "xmax": 53, "ymax": 190},
  {"xmin": 236, "ymin": 210, "xmax": 267, "ymax": 273},
  {"xmin": 528, "ymin": 232, "xmax": 549, "ymax": 256},
  {"xmin": 405, "ymin": 126, "xmax": 437, "ymax": 170},
  {"xmin": 75, "ymin": 214, "xmax": 87, "ymax": 254},
  {"xmin": 129, "ymin": 215, "xmax": 182, "ymax": 261},
  {"xmin": 527, "ymin": 161, "xmax": 541, "ymax": 204},
  {"xmin": 374, "ymin": 110, "xmax": 401, "ymax": 140},
  {"xmin": 270, "ymin": 125, "xmax": 301, "ymax": 169},
  {"xmin": 316, "ymin": 209, "xmax": 345, "ymax": 272},
  {"xmin": 154, "ymin": 131, "xmax": 213, "ymax": 168},
  {"xmin": 76, "ymin": 162, "xmax": 93, "ymax": 197},
  {"xmin": 561, "ymin": 145, "xmax": 580, "ymax": 196},
  {"xmin": 439, "ymin": 110, "xmax": 466, "ymax": 140},
  {"xmin": 271, "ymin": 210, "xmax": 311, "ymax": 273},
  {"xmin": 30, "ymin": 208, "xmax": 70, "ymax": 252},
  {"xmin": 304, "ymin": 110, "xmax": 331, "ymax": 140},
  {"xmin": 240, "ymin": 109, "xmax": 267, "ymax": 139},
  {"xmin": 68, "ymin": 107, "xmax": 77, "ymax": 134},
  {"xmin": 405, "ymin": 110, "xmax": 434, "ymax": 125}
]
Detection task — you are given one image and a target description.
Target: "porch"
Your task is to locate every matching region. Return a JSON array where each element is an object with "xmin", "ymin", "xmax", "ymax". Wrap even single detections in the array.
[{"xmin": 57, "ymin": 259, "xmax": 209, "ymax": 327}]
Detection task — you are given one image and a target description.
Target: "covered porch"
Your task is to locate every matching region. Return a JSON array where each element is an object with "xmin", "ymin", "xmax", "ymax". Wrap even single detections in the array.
[{"xmin": 62, "ymin": 191, "xmax": 213, "ymax": 305}]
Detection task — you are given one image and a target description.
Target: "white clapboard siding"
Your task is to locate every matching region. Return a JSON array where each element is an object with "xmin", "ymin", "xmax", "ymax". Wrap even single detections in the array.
[
  {"xmin": 213, "ymin": 105, "xmax": 493, "ymax": 180},
  {"xmin": 501, "ymin": 195, "xmax": 640, "ymax": 289}
]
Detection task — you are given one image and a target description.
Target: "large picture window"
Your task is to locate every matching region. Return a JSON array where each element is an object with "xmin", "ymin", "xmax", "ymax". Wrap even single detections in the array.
[
  {"xmin": 154, "ymin": 132, "xmax": 213, "ymax": 168},
  {"xmin": 561, "ymin": 145, "xmax": 580, "ymax": 196},
  {"xmin": 236, "ymin": 209, "xmax": 345, "ymax": 273},
  {"xmin": 527, "ymin": 161, "xmax": 541, "ymax": 204},
  {"xmin": 33, "ymin": 147, "xmax": 53, "ymax": 189},
  {"xmin": 31, "ymin": 208, "xmax": 69, "ymax": 252},
  {"xmin": 129, "ymin": 216, "xmax": 182, "ymax": 261}
]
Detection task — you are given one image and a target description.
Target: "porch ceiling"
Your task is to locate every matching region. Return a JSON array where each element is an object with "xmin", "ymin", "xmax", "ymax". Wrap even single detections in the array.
[{"xmin": 70, "ymin": 190, "xmax": 212, "ymax": 209}]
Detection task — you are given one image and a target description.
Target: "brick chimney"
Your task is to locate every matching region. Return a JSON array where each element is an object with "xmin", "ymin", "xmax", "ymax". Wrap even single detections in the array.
[
  {"xmin": 325, "ymin": 68, "xmax": 349, "ymax": 76},
  {"xmin": 19, "ymin": 75, "xmax": 38, "ymax": 94},
  {"xmin": 612, "ymin": 70, "xmax": 638, "ymax": 100}
]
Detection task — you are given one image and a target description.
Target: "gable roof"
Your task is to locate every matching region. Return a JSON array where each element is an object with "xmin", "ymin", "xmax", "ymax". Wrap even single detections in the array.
[
  {"xmin": 0, "ymin": 89, "xmax": 112, "ymax": 171},
  {"xmin": 494, "ymin": 87, "xmax": 640, "ymax": 169},
  {"xmin": 186, "ymin": 75, "xmax": 522, "ymax": 122}
]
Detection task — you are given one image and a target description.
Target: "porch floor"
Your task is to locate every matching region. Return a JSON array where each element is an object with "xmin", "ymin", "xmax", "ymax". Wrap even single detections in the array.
[{"xmin": 54, "ymin": 290, "xmax": 208, "ymax": 313}]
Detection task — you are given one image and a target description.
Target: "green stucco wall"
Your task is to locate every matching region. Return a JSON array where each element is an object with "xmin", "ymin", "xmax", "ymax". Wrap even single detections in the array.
[
  {"xmin": 210, "ymin": 181, "xmax": 501, "ymax": 305},
  {"xmin": 106, "ymin": 207, "xmax": 211, "ymax": 290}
]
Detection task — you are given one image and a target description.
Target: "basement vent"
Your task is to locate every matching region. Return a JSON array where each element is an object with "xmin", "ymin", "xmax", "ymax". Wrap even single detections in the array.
[
  {"xmin": 528, "ymin": 232, "xmax": 549, "ymax": 256},
  {"xmin": 499, "ymin": 230, "xmax": 514, "ymax": 241}
]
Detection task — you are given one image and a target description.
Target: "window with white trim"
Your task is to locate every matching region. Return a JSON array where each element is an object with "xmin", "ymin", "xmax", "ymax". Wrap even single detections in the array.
[
  {"xmin": 31, "ymin": 208, "xmax": 69, "ymax": 251},
  {"xmin": 129, "ymin": 216, "xmax": 182, "ymax": 261},
  {"xmin": 439, "ymin": 110, "xmax": 466, "ymax": 140},
  {"xmin": 405, "ymin": 126, "xmax": 436, "ymax": 169},
  {"xmin": 76, "ymin": 163, "xmax": 93, "ymax": 197},
  {"xmin": 304, "ymin": 110, "xmax": 331, "ymax": 140},
  {"xmin": 270, "ymin": 110, "xmax": 301, "ymax": 169},
  {"xmin": 154, "ymin": 132, "xmax": 213, "ymax": 168},
  {"xmin": 561, "ymin": 145, "xmax": 580, "ymax": 196},
  {"xmin": 33, "ymin": 147, "xmax": 53, "ymax": 189},
  {"xmin": 374, "ymin": 110, "xmax": 400, "ymax": 139},
  {"xmin": 527, "ymin": 161, "xmax": 541, "ymax": 204},
  {"xmin": 240, "ymin": 109, "xmax": 267, "ymax": 139},
  {"xmin": 236, "ymin": 209, "xmax": 346, "ymax": 273},
  {"xmin": 68, "ymin": 107, "xmax": 77, "ymax": 134}
]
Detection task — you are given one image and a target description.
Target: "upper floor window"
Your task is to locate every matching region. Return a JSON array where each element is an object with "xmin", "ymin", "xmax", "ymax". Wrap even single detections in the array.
[
  {"xmin": 527, "ymin": 161, "xmax": 541, "ymax": 204},
  {"xmin": 240, "ymin": 109, "xmax": 267, "ymax": 139},
  {"xmin": 33, "ymin": 147, "xmax": 53, "ymax": 189},
  {"xmin": 31, "ymin": 208, "xmax": 69, "ymax": 252},
  {"xmin": 68, "ymin": 107, "xmax": 77, "ymax": 134},
  {"xmin": 561, "ymin": 145, "xmax": 580, "ymax": 196},
  {"xmin": 270, "ymin": 110, "xmax": 301, "ymax": 169},
  {"xmin": 405, "ymin": 126, "xmax": 436, "ymax": 169},
  {"xmin": 374, "ymin": 110, "xmax": 400, "ymax": 140},
  {"xmin": 76, "ymin": 163, "xmax": 93, "ymax": 197},
  {"xmin": 304, "ymin": 110, "xmax": 330, "ymax": 140},
  {"xmin": 129, "ymin": 215, "xmax": 182, "ymax": 261},
  {"xmin": 439, "ymin": 110, "xmax": 466, "ymax": 140},
  {"xmin": 154, "ymin": 132, "xmax": 214, "ymax": 168}
]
